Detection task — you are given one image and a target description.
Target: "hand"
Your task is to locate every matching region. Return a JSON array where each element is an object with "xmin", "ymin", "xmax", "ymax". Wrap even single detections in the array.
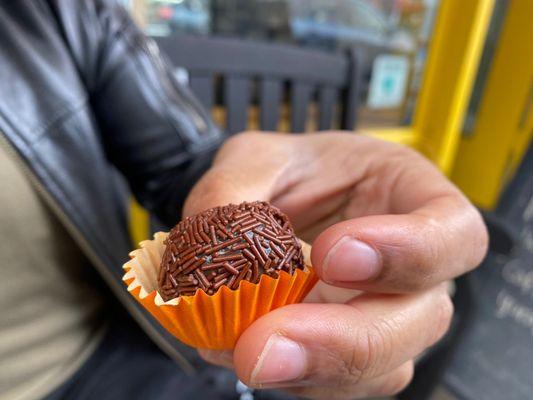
[{"xmin": 184, "ymin": 132, "xmax": 488, "ymax": 399}]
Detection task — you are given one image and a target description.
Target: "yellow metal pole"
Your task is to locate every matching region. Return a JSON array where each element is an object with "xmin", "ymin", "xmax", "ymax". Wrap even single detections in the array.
[
  {"xmin": 452, "ymin": 0, "xmax": 533, "ymax": 209},
  {"xmin": 364, "ymin": 127, "xmax": 418, "ymax": 146},
  {"xmin": 412, "ymin": 0, "xmax": 495, "ymax": 174},
  {"xmin": 129, "ymin": 198, "xmax": 151, "ymax": 245}
]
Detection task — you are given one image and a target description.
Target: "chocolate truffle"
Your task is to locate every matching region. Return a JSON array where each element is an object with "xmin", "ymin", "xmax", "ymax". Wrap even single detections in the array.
[{"xmin": 158, "ymin": 201, "xmax": 304, "ymax": 301}]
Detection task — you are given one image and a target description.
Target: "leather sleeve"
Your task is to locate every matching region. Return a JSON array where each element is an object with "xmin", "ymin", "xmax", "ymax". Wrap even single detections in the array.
[{"xmin": 49, "ymin": 0, "xmax": 225, "ymax": 227}]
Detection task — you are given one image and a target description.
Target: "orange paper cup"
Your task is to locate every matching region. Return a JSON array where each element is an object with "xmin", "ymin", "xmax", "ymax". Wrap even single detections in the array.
[{"xmin": 123, "ymin": 232, "xmax": 318, "ymax": 349}]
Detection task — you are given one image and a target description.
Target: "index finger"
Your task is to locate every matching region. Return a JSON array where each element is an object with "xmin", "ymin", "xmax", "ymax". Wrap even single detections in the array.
[{"xmin": 311, "ymin": 148, "xmax": 488, "ymax": 293}]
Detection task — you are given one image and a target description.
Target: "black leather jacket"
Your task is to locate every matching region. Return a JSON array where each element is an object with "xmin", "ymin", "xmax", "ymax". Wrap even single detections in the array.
[{"xmin": 0, "ymin": 0, "xmax": 223, "ymax": 370}]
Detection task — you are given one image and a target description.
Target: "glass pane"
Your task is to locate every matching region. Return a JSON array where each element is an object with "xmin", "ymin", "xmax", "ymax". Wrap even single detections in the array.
[
  {"xmin": 129, "ymin": 0, "xmax": 441, "ymax": 129},
  {"xmin": 463, "ymin": 0, "xmax": 509, "ymax": 136}
]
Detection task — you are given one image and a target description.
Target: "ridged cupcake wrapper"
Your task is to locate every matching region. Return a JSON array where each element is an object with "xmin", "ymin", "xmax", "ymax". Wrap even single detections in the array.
[{"xmin": 123, "ymin": 232, "xmax": 318, "ymax": 349}]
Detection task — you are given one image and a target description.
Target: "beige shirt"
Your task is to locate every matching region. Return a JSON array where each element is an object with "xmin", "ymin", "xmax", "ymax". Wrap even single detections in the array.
[{"xmin": 0, "ymin": 145, "xmax": 106, "ymax": 400}]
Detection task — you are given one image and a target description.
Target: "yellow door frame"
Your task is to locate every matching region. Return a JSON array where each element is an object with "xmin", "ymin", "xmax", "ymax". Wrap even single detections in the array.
[
  {"xmin": 367, "ymin": 0, "xmax": 496, "ymax": 176},
  {"xmin": 410, "ymin": 0, "xmax": 495, "ymax": 174},
  {"xmin": 371, "ymin": 0, "xmax": 533, "ymax": 210},
  {"xmin": 451, "ymin": 0, "xmax": 533, "ymax": 209}
]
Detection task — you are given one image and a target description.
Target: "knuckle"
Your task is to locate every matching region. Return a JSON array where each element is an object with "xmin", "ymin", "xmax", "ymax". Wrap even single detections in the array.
[
  {"xmin": 468, "ymin": 208, "xmax": 489, "ymax": 266},
  {"xmin": 340, "ymin": 335, "xmax": 371, "ymax": 385},
  {"xmin": 433, "ymin": 290, "xmax": 454, "ymax": 343},
  {"xmin": 196, "ymin": 168, "xmax": 231, "ymax": 195},
  {"xmin": 217, "ymin": 133, "xmax": 257, "ymax": 160},
  {"xmin": 218, "ymin": 134, "xmax": 239, "ymax": 153},
  {"xmin": 184, "ymin": 167, "xmax": 233, "ymax": 213},
  {"xmin": 448, "ymin": 197, "xmax": 489, "ymax": 271},
  {"xmin": 441, "ymin": 288, "xmax": 454, "ymax": 318},
  {"xmin": 343, "ymin": 324, "xmax": 391, "ymax": 384},
  {"xmin": 385, "ymin": 140, "xmax": 427, "ymax": 165},
  {"xmin": 218, "ymin": 132, "xmax": 290, "ymax": 167},
  {"xmin": 222, "ymin": 131, "xmax": 263, "ymax": 149},
  {"xmin": 399, "ymin": 215, "xmax": 446, "ymax": 291},
  {"xmin": 405, "ymin": 199, "xmax": 489, "ymax": 291},
  {"xmin": 204, "ymin": 166, "xmax": 230, "ymax": 185},
  {"xmin": 338, "ymin": 347, "xmax": 365, "ymax": 386},
  {"xmin": 417, "ymin": 217, "xmax": 443, "ymax": 267}
]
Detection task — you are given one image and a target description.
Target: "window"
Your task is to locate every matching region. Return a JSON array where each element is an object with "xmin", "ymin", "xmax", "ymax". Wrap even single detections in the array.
[{"xmin": 130, "ymin": 0, "xmax": 439, "ymax": 129}]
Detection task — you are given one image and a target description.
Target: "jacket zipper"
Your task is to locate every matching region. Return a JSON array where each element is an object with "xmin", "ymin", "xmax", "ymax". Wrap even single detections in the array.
[{"xmin": 0, "ymin": 133, "xmax": 195, "ymax": 375}]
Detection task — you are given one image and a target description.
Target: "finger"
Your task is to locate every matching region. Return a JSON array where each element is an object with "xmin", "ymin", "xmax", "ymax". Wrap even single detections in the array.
[
  {"xmin": 284, "ymin": 361, "xmax": 414, "ymax": 400},
  {"xmin": 182, "ymin": 132, "xmax": 297, "ymax": 217},
  {"xmin": 311, "ymin": 194, "xmax": 488, "ymax": 293},
  {"xmin": 232, "ymin": 284, "xmax": 452, "ymax": 388},
  {"xmin": 183, "ymin": 162, "xmax": 274, "ymax": 217},
  {"xmin": 303, "ymin": 281, "xmax": 362, "ymax": 304}
]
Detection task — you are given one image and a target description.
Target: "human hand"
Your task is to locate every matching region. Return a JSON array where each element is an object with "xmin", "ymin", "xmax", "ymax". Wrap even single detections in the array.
[{"xmin": 183, "ymin": 132, "xmax": 488, "ymax": 399}]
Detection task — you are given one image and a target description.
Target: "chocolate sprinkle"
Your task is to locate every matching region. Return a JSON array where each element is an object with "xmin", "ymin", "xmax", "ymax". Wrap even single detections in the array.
[{"xmin": 158, "ymin": 201, "xmax": 304, "ymax": 301}]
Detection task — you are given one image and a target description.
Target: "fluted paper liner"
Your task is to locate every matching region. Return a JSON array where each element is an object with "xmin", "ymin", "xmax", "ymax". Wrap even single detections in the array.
[{"xmin": 123, "ymin": 231, "xmax": 318, "ymax": 349}]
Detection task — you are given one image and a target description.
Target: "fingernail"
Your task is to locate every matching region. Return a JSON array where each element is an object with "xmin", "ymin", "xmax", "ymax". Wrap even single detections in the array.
[
  {"xmin": 323, "ymin": 237, "xmax": 381, "ymax": 282},
  {"xmin": 251, "ymin": 335, "xmax": 306, "ymax": 385}
]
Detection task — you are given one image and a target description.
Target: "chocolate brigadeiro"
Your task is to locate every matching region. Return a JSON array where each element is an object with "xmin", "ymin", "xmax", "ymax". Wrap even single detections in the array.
[{"xmin": 158, "ymin": 201, "xmax": 305, "ymax": 301}]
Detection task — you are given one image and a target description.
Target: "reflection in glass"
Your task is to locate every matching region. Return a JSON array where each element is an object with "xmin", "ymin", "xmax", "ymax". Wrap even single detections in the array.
[{"xmin": 132, "ymin": 0, "xmax": 440, "ymax": 128}]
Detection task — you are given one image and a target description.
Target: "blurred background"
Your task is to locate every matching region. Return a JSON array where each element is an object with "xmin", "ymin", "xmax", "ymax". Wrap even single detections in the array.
[
  {"xmin": 122, "ymin": 1, "xmax": 532, "ymax": 399},
  {"xmin": 130, "ymin": 0, "xmax": 438, "ymax": 128}
]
